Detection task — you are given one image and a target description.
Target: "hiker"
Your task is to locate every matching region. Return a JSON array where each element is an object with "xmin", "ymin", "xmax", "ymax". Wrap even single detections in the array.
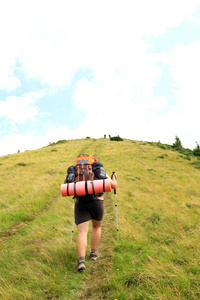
[
  {"xmin": 64, "ymin": 154, "xmax": 117, "ymax": 271},
  {"xmin": 76, "ymin": 172, "xmax": 117, "ymax": 271}
]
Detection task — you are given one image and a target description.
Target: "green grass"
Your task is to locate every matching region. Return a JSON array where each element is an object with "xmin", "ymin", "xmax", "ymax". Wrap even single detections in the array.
[{"xmin": 0, "ymin": 138, "xmax": 200, "ymax": 299}]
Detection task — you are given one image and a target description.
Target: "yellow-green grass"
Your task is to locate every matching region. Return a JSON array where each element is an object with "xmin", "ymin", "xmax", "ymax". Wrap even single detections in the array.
[{"xmin": 0, "ymin": 138, "xmax": 200, "ymax": 299}]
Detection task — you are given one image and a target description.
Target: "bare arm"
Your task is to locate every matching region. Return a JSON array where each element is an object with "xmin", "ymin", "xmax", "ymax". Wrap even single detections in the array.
[{"xmin": 107, "ymin": 173, "xmax": 117, "ymax": 189}]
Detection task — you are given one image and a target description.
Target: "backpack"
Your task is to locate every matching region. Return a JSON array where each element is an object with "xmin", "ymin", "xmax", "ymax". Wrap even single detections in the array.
[
  {"xmin": 75, "ymin": 154, "xmax": 96, "ymax": 181},
  {"xmin": 64, "ymin": 154, "xmax": 106, "ymax": 184}
]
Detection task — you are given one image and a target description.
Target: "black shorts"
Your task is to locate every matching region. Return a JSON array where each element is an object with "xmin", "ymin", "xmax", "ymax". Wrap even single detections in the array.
[{"xmin": 74, "ymin": 195, "xmax": 104, "ymax": 225}]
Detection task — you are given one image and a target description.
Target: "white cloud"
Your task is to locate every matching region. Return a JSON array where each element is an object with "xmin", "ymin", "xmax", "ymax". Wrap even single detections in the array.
[
  {"xmin": 0, "ymin": 132, "xmax": 39, "ymax": 156},
  {"xmin": 0, "ymin": 91, "xmax": 46, "ymax": 123},
  {"xmin": 0, "ymin": 50, "xmax": 21, "ymax": 90},
  {"xmin": 166, "ymin": 41, "xmax": 200, "ymax": 143},
  {"xmin": 72, "ymin": 74, "xmax": 170, "ymax": 145},
  {"xmin": 169, "ymin": 42, "xmax": 200, "ymax": 93},
  {"xmin": 0, "ymin": 125, "xmax": 83, "ymax": 156},
  {"xmin": 1, "ymin": 0, "xmax": 199, "ymax": 88},
  {"xmin": 0, "ymin": 0, "xmax": 200, "ymax": 155},
  {"xmin": 0, "ymin": 73, "xmax": 21, "ymax": 91},
  {"xmin": 144, "ymin": 41, "xmax": 200, "ymax": 147},
  {"xmin": 169, "ymin": 42, "xmax": 200, "ymax": 115},
  {"xmin": 71, "ymin": 38, "xmax": 200, "ymax": 149}
]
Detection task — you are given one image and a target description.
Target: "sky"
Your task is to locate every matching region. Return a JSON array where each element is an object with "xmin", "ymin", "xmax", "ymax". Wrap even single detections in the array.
[{"xmin": 0, "ymin": 0, "xmax": 200, "ymax": 156}]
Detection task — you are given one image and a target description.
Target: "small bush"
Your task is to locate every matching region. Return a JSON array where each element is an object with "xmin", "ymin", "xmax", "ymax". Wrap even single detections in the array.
[
  {"xmin": 185, "ymin": 202, "xmax": 200, "ymax": 208},
  {"xmin": 155, "ymin": 142, "xmax": 172, "ymax": 150},
  {"xmin": 193, "ymin": 142, "xmax": 200, "ymax": 156},
  {"xmin": 190, "ymin": 160, "xmax": 200, "ymax": 169},
  {"xmin": 193, "ymin": 149, "xmax": 200, "ymax": 156},
  {"xmin": 110, "ymin": 135, "xmax": 123, "ymax": 141},
  {"xmin": 179, "ymin": 148, "xmax": 193, "ymax": 156},
  {"xmin": 156, "ymin": 142, "xmax": 166, "ymax": 150},
  {"xmin": 56, "ymin": 140, "xmax": 68, "ymax": 144},
  {"xmin": 184, "ymin": 155, "xmax": 191, "ymax": 161},
  {"xmin": 49, "ymin": 140, "xmax": 68, "ymax": 146},
  {"xmin": 16, "ymin": 162, "xmax": 28, "ymax": 167},
  {"xmin": 172, "ymin": 136, "xmax": 183, "ymax": 150}
]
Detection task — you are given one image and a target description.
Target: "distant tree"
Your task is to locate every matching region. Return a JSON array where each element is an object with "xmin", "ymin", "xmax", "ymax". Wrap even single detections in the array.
[
  {"xmin": 172, "ymin": 136, "xmax": 183, "ymax": 150},
  {"xmin": 110, "ymin": 135, "xmax": 123, "ymax": 141},
  {"xmin": 193, "ymin": 142, "xmax": 200, "ymax": 156}
]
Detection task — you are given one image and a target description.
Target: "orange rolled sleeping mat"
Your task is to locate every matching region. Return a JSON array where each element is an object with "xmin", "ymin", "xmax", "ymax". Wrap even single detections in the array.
[{"xmin": 61, "ymin": 179, "xmax": 111, "ymax": 197}]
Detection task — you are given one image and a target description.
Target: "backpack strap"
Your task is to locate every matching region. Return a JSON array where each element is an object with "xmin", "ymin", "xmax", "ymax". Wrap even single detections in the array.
[
  {"xmin": 88, "ymin": 164, "xmax": 93, "ymax": 181},
  {"xmin": 74, "ymin": 182, "xmax": 77, "ymax": 197},
  {"xmin": 103, "ymin": 179, "xmax": 105, "ymax": 192},
  {"xmin": 91, "ymin": 178, "xmax": 95, "ymax": 195},
  {"xmin": 85, "ymin": 180, "xmax": 88, "ymax": 195}
]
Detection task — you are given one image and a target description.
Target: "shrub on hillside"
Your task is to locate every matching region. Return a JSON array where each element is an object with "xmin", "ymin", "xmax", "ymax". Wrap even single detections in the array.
[
  {"xmin": 190, "ymin": 159, "xmax": 200, "ymax": 169},
  {"xmin": 172, "ymin": 136, "xmax": 183, "ymax": 150},
  {"xmin": 16, "ymin": 162, "xmax": 28, "ymax": 166},
  {"xmin": 49, "ymin": 140, "xmax": 68, "ymax": 146},
  {"xmin": 155, "ymin": 141, "xmax": 172, "ymax": 150},
  {"xmin": 156, "ymin": 142, "xmax": 167, "ymax": 150},
  {"xmin": 193, "ymin": 142, "xmax": 200, "ymax": 156},
  {"xmin": 110, "ymin": 135, "xmax": 123, "ymax": 141},
  {"xmin": 179, "ymin": 148, "xmax": 194, "ymax": 156},
  {"xmin": 55, "ymin": 140, "xmax": 68, "ymax": 144}
]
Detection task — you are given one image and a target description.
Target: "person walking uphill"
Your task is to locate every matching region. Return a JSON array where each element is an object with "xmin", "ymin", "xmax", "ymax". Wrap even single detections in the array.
[{"xmin": 64, "ymin": 154, "xmax": 117, "ymax": 272}]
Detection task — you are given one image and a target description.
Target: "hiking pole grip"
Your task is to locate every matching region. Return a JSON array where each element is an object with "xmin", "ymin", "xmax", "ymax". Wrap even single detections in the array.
[{"xmin": 111, "ymin": 171, "xmax": 116, "ymax": 194}]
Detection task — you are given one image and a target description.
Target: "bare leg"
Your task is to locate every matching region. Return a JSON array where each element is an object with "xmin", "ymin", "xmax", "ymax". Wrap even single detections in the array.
[
  {"xmin": 91, "ymin": 220, "xmax": 102, "ymax": 250},
  {"xmin": 76, "ymin": 221, "xmax": 89, "ymax": 258}
]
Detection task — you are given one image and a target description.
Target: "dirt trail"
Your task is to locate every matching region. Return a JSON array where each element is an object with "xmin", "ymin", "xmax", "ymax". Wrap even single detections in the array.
[
  {"xmin": 79, "ymin": 192, "xmax": 116, "ymax": 299},
  {"xmin": 0, "ymin": 193, "xmax": 61, "ymax": 243}
]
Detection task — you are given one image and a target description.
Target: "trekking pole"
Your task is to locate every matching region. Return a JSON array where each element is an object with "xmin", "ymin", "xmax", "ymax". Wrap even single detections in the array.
[
  {"xmin": 70, "ymin": 218, "xmax": 75, "ymax": 246},
  {"xmin": 112, "ymin": 172, "xmax": 119, "ymax": 242}
]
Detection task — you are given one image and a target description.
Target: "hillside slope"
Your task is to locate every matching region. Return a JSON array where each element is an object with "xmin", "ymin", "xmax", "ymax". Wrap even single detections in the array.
[{"xmin": 0, "ymin": 138, "xmax": 200, "ymax": 299}]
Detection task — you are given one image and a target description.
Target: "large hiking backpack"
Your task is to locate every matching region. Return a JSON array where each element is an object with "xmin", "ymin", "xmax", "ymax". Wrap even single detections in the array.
[
  {"xmin": 64, "ymin": 154, "xmax": 106, "ymax": 184},
  {"xmin": 75, "ymin": 154, "xmax": 96, "ymax": 181}
]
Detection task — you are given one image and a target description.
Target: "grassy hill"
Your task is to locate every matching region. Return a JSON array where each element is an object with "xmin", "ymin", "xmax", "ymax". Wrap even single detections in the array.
[{"xmin": 0, "ymin": 138, "xmax": 200, "ymax": 299}]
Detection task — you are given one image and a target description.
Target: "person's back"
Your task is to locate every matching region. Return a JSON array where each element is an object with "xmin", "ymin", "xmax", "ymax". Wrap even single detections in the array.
[{"xmin": 64, "ymin": 154, "xmax": 117, "ymax": 271}]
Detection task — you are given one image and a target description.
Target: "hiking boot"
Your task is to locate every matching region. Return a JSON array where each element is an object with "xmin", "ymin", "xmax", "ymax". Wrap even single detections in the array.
[
  {"xmin": 77, "ymin": 260, "xmax": 86, "ymax": 272},
  {"xmin": 90, "ymin": 251, "xmax": 98, "ymax": 261}
]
